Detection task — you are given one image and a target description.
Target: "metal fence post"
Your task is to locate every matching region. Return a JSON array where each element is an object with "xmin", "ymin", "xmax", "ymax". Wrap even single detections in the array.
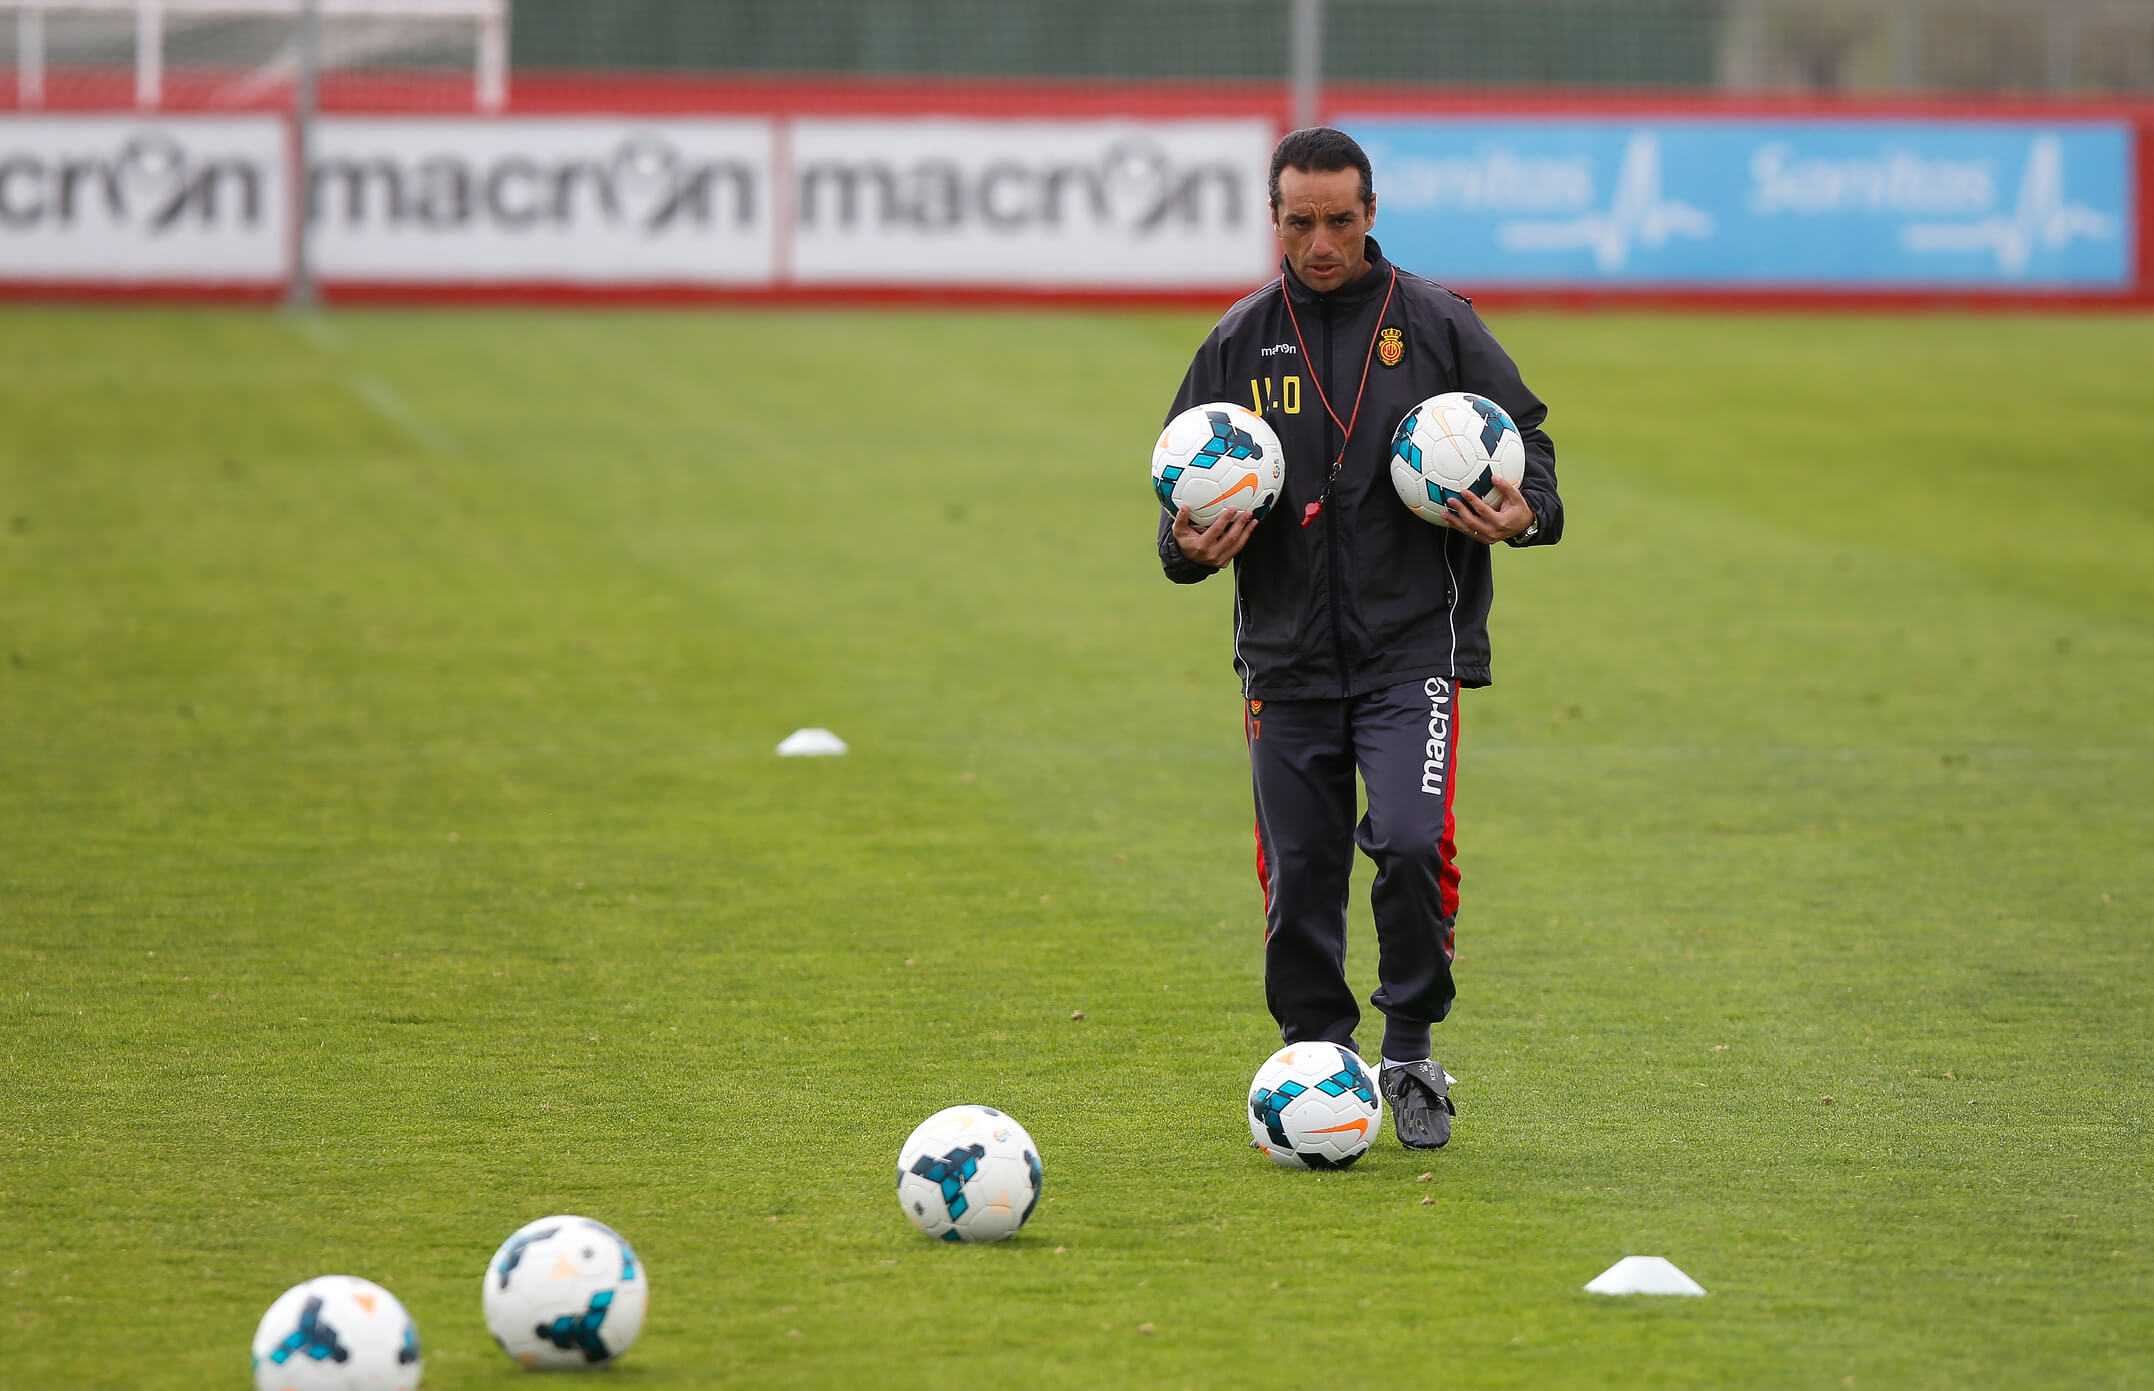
[
  {"xmin": 478, "ymin": 0, "xmax": 508, "ymax": 111},
  {"xmin": 2047, "ymin": 5, "xmax": 2078, "ymax": 92},
  {"xmin": 287, "ymin": 0, "xmax": 319, "ymax": 309},
  {"xmin": 1291, "ymin": 0, "xmax": 1321, "ymax": 131},
  {"xmin": 1889, "ymin": 0, "xmax": 1921, "ymax": 91},
  {"xmin": 18, "ymin": 4, "xmax": 43, "ymax": 108},
  {"xmin": 134, "ymin": 0, "xmax": 162, "ymax": 108},
  {"xmin": 1721, "ymin": 0, "xmax": 1764, "ymax": 89}
]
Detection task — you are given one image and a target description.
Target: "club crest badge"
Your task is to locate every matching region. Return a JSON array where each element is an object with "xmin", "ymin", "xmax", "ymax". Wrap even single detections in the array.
[
  {"xmin": 1377, "ymin": 327, "xmax": 1405, "ymax": 368},
  {"xmin": 1250, "ymin": 700, "xmax": 1264, "ymax": 716}
]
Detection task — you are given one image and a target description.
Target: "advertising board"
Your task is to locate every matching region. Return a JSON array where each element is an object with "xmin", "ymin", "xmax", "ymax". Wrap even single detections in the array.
[
  {"xmin": 0, "ymin": 102, "xmax": 2143, "ymax": 303},
  {"xmin": 1343, "ymin": 118, "xmax": 2135, "ymax": 288},
  {"xmin": 0, "ymin": 116, "xmax": 285, "ymax": 282},
  {"xmin": 786, "ymin": 119, "xmax": 1276, "ymax": 287},
  {"xmin": 309, "ymin": 118, "xmax": 776, "ymax": 283}
]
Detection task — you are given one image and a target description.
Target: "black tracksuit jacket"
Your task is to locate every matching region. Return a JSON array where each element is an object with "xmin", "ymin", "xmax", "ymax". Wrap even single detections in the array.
[{"xmin": 1156, "ymin": 237, "xmax": 1562, "ymax": 699}]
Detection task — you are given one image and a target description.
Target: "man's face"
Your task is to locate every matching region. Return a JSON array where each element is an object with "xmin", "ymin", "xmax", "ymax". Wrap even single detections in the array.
[{"xmin": 1272, "ymin": 165, "xmax": 1374, "ymax": 293}]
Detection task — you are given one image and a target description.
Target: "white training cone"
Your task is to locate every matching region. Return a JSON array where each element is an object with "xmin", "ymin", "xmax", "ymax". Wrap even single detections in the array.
[
  {"xmin": 776, "ymin": 728, "xmax": 848, "ymax": 757},
  {"xmin": 1584, "ymin": 1256, "xmax": 1707, "ymax": 1296}
]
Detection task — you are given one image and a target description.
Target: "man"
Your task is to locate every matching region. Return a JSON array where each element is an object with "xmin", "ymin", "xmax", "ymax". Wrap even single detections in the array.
[{"xmin": 1157, "ymin": 127, "xmax": 1562, "ymax": 1152}]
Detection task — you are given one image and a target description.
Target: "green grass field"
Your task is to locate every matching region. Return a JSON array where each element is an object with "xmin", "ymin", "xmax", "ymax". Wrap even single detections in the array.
[{"xmin": 2, "ymin": 305, "xmax": 2150, "ymax": 1389}]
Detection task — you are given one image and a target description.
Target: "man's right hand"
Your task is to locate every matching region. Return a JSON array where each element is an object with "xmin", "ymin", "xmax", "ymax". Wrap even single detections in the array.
[{"xmin": 1172, "ymin": 505, "xmax": 1260, "ymax": 568}]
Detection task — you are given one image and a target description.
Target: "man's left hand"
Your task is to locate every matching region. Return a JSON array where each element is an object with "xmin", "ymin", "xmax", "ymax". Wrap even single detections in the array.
[{"xmin": 1445, "ymin": 476, "xmax": 1535, "ymax": 544}]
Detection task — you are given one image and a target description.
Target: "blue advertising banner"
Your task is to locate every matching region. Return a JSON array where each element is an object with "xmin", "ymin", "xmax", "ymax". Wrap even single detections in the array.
[{"xmin": 1341, "ymin": 118, "xmax": 2135, "ymax": 287}]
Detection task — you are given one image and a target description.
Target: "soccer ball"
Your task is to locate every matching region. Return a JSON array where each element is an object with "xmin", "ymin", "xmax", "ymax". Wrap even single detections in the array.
[
  {"xmin": 249, "ymin": 1275, "xmax": 420, "ymax": 1391},
  {"xmin": 1248, "ymin": 1042, "xmax": 1384, "ymax": 1170},
  {"xmin": 1388, "ymin": 391, "xmax": 1526, "ymax": 528},
  {"xmin": 1150, "ymin": 401, "xmax": 1286, "ymax": 527},
  {"xmin": 895, "ymin": 1105, "xmax": 1043, "ymax": 1243},
  {"xmin": 481, "ymin": 1215, "xmax": 647, "ymax": 1370}
]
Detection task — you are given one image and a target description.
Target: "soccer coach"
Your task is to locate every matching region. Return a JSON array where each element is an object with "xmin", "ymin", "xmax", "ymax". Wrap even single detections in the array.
[{"xmin": 1157, "ymin": 127, "xmax": 1563, "ymax": 1152}]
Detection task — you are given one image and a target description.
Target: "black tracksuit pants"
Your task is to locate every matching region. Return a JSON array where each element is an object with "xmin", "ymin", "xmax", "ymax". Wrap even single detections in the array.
[{"xmin": 1248, "ymin": 676, "xmax": 1461, "ymax": 1063}]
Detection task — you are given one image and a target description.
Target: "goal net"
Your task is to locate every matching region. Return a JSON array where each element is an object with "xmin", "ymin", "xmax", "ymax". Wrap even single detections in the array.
[{"xmin": 1, "ymin": 0, "xmax": 504, "ymax": 112}]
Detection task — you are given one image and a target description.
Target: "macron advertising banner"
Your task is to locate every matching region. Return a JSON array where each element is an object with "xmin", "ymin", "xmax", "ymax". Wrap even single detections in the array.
[
  {"xmin": 309, "ymin": 118, "xmax": 777, "ymax": 284},
  {"xmin": 0, "ymin": 115, "xmax": 1272, "ymax": 290},
  {"xmin": 0, "ymin": 116, "xmax": 287, "ymax": 282},
  {"xmin": 1343, "ymin": 118, "xmax": 2136, "ymax": 288},
  {"xmin": 786, "ymin": 119, "xmax": 1276, "ymax": 287}
]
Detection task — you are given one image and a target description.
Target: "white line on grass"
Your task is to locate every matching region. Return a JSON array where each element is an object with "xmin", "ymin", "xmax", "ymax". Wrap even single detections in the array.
[
  {"xmin": 287, "ymin": 312, "xmax": 345, "ymax": 354},
  {"xmin": 347, "ymin": 374, "xmax": 459, "ymax": 456},
  {"xmin": 280, "ymin": 313, "xmax": 457, "ymax": 455}
]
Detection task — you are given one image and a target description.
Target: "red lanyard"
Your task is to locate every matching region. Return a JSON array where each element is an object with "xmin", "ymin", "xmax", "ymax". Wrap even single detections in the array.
[{"xmin": 1280, "ymin": 265, "xmax": 1398, "ymax": 527}]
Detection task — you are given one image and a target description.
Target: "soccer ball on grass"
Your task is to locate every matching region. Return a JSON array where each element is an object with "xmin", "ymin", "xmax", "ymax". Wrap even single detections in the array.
[
  {"xmin": 1248, "ymin": 1042, "xmax": 1383, "ymax": 1170},
  {"xmin": 1388, "ymin": 391, "xmax": 1525, "ymax": 528},
  {"xmin": 482, "ymin": 1214, "xmax": 646, "ymax": 1369},
  {"xmin": 1151, "ymin": 402, "xmax": 1285, "ymax": 527},
  {"xmin": 896, "ymin": 1105, "xmax": 1043, "ymax": 1242},
  {"xmin": 249, "ymin": 1275, "xmax": 420, "ymax": 1391}
]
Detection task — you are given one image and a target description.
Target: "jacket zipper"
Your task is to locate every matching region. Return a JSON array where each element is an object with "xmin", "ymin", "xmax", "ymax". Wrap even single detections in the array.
[{"xmin": 1319, "ymin": 294, "xmax": 1351, "ymax": 696}]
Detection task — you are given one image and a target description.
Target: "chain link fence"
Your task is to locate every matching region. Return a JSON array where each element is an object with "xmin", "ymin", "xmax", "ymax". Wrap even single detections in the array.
[{"xmin": 496, "ymin": 0, "xmax": 2151, "ymax": 95}]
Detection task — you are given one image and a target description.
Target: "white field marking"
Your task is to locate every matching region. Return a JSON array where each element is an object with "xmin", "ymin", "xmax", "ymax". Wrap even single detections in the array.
[
  {"xmin": 288, "ymin": 312, "xmax": 345, "ymax": 354},
  {"xmin": 284, "ymin": 311, "xmax": 454, "ymax": 453},
  {"xmin": 347, "ymin": 374, "xmax": 458, "ymax": 455}
]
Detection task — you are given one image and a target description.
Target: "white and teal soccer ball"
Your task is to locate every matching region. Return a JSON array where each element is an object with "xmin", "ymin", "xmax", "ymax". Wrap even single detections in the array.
[
  {"xmin": 1389, "ymin": 391, "xmax": 1526, "ymax": 528},
  {"xmin": 1248, "ymin": 1042, "xmax": 1384, "ymax": 1170},
  {"xmin": 481, "ymin": 1215, "xmax": 647, "ymax": 1370},
  {"xmin": 896, "ymin": 1105, "xmax": 1043, "ymax": 1243},
  {"xmin": 1151, "ymin": 401, "xmax": 1286, "ymax": 527},
  {"xmin": 250, "ymin": 1275, "xmax": 420, "ymax": 1391}
]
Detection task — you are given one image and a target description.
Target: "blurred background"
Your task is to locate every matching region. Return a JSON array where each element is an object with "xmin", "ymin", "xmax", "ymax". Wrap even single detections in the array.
[
  {"xmin": 0, "ymin": 1, "xmax": 2146, "ymax": 304},
  {"xmin": 6, "ymin": 0, "xmax": 2154, "ymax": 105}
]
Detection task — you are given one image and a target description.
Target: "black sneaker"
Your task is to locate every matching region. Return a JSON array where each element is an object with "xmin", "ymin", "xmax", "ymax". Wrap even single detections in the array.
[{"xmin": 1380, "ymin": 1060, "xmax": 1454, "ymax": 1149}]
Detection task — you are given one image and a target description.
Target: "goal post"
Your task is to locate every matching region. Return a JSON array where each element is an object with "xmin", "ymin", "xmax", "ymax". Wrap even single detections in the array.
[{"xmin": 3, "ymin": 0, "xmax": 506, "ymax": 112}]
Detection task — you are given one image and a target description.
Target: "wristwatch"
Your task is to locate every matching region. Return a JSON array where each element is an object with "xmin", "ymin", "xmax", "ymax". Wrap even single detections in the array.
[{"xmin": 1507, "ymin": 514, "xmax": 1540, "ymax": 546}]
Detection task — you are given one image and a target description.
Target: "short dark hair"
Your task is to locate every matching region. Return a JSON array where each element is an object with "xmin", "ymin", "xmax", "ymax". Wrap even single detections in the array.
[{"xmin": 1268, "ymin": 127, "xmax": 1374, "ymax": 212}]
